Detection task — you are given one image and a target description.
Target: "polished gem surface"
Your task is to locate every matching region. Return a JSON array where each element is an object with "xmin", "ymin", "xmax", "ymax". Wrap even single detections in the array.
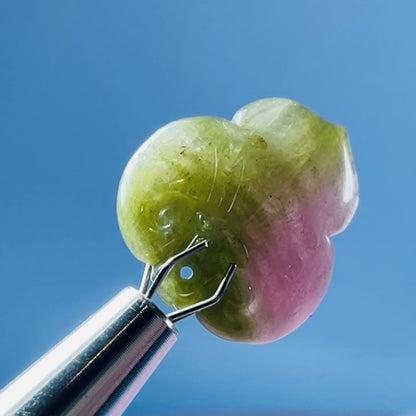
[{"xmin": 117, "ymin": 98, "xmax": 359, "ymax": 343}]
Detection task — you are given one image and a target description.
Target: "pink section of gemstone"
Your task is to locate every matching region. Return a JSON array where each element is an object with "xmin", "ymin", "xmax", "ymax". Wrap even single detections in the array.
[{"xmin": 244, "ymin": 181, "xmax": 358, "ymax": 343}]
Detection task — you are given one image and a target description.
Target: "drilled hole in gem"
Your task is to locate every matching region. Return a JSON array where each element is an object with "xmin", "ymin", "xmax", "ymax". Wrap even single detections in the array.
[{"xmin": 180, "ymin": 266, "xmax": 194, "ymax": 280}]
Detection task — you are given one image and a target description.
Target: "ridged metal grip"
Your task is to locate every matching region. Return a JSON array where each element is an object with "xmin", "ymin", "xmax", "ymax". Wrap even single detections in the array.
[{"xmin": 0, "ymin": 288, "xmax": 177, "ymax": 416}]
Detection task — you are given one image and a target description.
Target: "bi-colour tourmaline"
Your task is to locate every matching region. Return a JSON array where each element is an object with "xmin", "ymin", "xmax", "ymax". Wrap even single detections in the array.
[{"xmin": 117, "ymin": 98, "xmax": 359, "ymax": 343}]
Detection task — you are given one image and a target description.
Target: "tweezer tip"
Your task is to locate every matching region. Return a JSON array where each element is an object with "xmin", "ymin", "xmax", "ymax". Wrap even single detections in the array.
[
  {"xmin": 138, "ymin": 235, "xmax": 237, "ymax": 323},
  {"xmin": 141, "ymin": 236, "xmax": 209, "ymax": 299},
  {"xmin": 167, "ymin": 262, "xmax": 237, "ymax": 323}
]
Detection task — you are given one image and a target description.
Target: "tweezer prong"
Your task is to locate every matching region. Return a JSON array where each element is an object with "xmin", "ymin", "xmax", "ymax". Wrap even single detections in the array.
[
  {"xmin": 139, "ymin": 263, "xmax": 153, "ymax": 295},
  {"xmin": 186, "ymin": 234, "xmax": 202, "ymax": 248},
  {"xmin": 144, "ymin": 239, "xmax": 208, "ymax": 299},
  {"xmin": 167, "ymin": 263, "xmax": 237, "ymax": 323}
]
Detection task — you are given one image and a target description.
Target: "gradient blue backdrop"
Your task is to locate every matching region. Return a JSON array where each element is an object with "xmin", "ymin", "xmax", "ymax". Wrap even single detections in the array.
[{"xmin": 1, "ymin": 1, "xmax": 415, "ymax": 415}]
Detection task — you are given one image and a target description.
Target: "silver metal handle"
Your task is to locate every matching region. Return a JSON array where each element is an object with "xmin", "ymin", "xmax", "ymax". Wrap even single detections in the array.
[
  {"xmin": 0, "ymin": 287, "xmax": 177, "ymax": 416},
  {"xmin": 0, "ymin": 235, "xmax": 237, "ymax": 416}
]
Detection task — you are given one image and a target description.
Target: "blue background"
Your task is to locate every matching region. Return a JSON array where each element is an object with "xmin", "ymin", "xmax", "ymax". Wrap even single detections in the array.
[{"xmin": 1, "ymin": 1, "xmax": 415, "ymax": 415}]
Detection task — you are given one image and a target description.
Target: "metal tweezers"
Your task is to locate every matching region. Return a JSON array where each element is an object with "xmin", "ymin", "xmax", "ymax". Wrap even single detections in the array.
[{"xmin": 0, "ymin": 237, "xmax": 236, "ymax": 415}]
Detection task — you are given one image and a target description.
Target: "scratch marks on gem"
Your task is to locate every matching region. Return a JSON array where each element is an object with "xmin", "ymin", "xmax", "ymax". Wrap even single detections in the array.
[
  {"xmin": 227, "ymin": 159, "xmax": 245, "ymax": 213},
  {"xmin": 159, "ymin": 239, "xmax": 175, "ymax": 251},
  {"xmin": 242, "ymin": 242, "xmax": 249, "ymax": 261},
  {"xmin": 207, "ymin": 147, "xmax": 218, "ymax": 202}
]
